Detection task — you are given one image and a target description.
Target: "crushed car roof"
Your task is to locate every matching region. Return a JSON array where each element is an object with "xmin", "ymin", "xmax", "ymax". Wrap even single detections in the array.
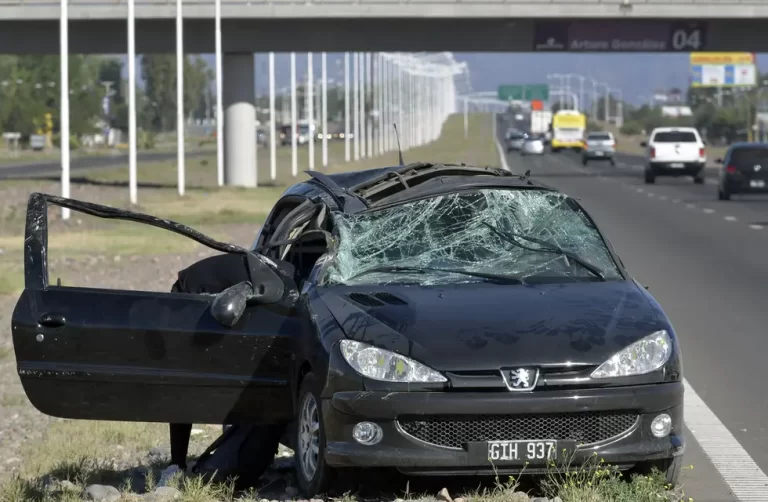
[{"xmin": 303, "ymin": 162, "xmax": 557, "ymax": 213}]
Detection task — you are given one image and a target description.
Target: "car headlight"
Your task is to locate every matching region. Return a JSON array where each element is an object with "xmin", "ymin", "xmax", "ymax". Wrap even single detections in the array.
[
  {"xmin": 339, "ymin": 340, "xmax": 447, "ymax": 383},
  {"xmin": 590, "ymin": 330, "xmax": 672, "ymax": 379}
]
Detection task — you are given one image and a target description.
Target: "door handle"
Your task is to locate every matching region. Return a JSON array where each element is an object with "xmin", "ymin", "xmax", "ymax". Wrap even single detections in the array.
[{"xmin": 38, "ymin": 313, "xmax": 66, "ymax": 328}]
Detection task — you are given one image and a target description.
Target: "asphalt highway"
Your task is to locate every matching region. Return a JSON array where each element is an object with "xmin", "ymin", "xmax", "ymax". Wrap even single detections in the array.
[
  {"xmin": 497, "ymin": 117, "xmax": 768, "ymax": 501},
  {"xmin": 0, "ymin": 150, "xmax": 212, "ymax": 180}
]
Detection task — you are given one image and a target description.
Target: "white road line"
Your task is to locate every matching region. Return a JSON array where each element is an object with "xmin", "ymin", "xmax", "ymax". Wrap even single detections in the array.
[
  {"xmin": 686, "ymin": 203, "xmax": 697, "ymax": 209},
  {"xmin": 684, "ymin": 379, "xmax": 768, "ymax": 501},
  {"xmin": 703, "ymin": 208, "xmax": 716, "ymax": 214},
  {"xmin": 673, "ymin": 199, "xmax": 681, "ymax": 203},
  {"xmin": 749, "ymin": 224, "xmax": 764, "ymax": 230},
  {"xmin": 647, "ymin": 192, "xmax": 655, "ymax": 198},
  {"xmin": 637, "ymin": 188, "xmax": 644, "ymax": 193},
  {"xmin": 724, "ymin": 216, "xmax": 737, "ymax": 222},
  {"xmin": 494, "ymin": 129, "xmax": 512, "ymax": 173},
  {"xmin": 658, "ymin": 195, "xmax": 668, "ymax": 201}
]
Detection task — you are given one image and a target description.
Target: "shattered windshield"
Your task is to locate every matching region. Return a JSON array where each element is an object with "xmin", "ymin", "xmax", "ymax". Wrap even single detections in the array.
[{"xmin": 325, "ymin": 189, "xmax": 622, "ymax": 286}]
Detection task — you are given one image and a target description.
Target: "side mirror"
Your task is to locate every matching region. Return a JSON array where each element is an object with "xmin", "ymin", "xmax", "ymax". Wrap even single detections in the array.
[
  {"xmin": 715, "ymin": 158, "xmax": 723, "ymax": 164},
  {"xmin": 640, "ymin": 141, "xmax": 648, "ymax": 147},
  {"xmin": 211, "ymin": 281, "xmax": 251, "ymax": 327}
]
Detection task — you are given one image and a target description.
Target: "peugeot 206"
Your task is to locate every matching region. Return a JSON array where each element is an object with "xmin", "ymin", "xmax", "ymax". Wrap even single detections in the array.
[{"xmin": 12, "ymin": 163, "xmax": 684, "ymax": 497}]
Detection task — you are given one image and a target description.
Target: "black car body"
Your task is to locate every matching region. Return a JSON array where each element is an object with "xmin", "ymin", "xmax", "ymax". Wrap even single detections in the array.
[
  {"xmin": 717, "ymin": 142, "xmax": 768, "ymax": 200},
  {"xmin": 12, "ymin": 163, "xmax": 684, "ymax": 496}
]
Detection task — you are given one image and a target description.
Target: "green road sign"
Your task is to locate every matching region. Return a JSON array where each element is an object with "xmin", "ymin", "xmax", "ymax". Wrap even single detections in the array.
[{"xmin": 498, "ymin": 84, "xmax": 549, "ymax": 102}]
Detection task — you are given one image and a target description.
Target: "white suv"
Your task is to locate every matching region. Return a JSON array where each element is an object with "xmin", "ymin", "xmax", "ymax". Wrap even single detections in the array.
[{"xmin": 641, "ymin": 127, "xmax": 706, "ymax": 184}]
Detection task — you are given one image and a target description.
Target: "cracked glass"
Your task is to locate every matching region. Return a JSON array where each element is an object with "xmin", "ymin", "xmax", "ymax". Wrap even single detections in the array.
[{"xmin": 325, "ymin": 188, "xmax": 622, "ymax": 286}]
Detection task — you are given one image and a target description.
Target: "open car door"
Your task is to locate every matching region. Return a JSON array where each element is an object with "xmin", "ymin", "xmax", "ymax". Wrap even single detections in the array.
[{"xmin": 12, "ymin": 193, "xmax": 300, "ymax": 425}]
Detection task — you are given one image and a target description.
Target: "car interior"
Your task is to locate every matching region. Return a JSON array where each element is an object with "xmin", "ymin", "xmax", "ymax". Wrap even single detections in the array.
[{"xmin": 254, "ymin": 197, "xmax": 335, "ymax": 286}]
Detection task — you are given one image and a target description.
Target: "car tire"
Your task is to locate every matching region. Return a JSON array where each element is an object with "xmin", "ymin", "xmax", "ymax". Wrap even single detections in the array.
[
  {"xmin": 582, "ymin": 157, "xmax": 588, "ymax": 166},
  {"xmin": 295, "ymin": 372, "xmax": 334, "ymax": 497},
  {"xmin": 718, "ymin": 188, "xmax": 731, "ymax": 201},
  {"xmin": 644, "ymin": 169, "xmax": 655, "ymax": 184},
  {"xmin": 694, "ymin": 172, "xmax": 705, "ymax": 184},
  {"xmin": 633, "ymin": 455, "xmax": 683, "ymax": 487},
  {"xmin": 609, "ymin": 159, "xmax": 616, "ymax": 167}
]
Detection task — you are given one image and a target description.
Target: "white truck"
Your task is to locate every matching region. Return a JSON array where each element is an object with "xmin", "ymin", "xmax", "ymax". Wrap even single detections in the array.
[
  {"xmin": 641, "ymin": 127, "xmax": 706, "ymax": 184},
  {"xmin": 530, "ymin": 111, "xmax": 552, "ymax": 135}
]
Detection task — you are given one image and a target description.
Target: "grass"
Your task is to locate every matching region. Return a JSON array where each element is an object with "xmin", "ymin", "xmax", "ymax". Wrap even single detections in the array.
[{"xmin": 0, "ymin": 438, "xmax": 689, "ymax": 502}]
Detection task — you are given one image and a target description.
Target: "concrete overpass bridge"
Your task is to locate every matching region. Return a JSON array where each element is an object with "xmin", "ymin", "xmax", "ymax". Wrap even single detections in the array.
[{"xmin": 2, "ymin": 1, "xmax": 768, "ymax": 54}]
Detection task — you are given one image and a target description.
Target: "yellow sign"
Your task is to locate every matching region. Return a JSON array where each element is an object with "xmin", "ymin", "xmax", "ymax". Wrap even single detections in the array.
[{"xmin": 690, "ymin": 52, "xmax": 754, "ymax": 65}]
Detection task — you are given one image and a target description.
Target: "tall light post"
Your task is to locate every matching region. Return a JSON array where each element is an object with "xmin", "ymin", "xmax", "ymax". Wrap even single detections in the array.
[
  {"xmin": 214, "ymin": 0, "xmax": 223, "ymax": 186},
  {"xmin": 344, "ymin": 52, "xmax": 350, "ymax": 162},
  {"xmin": 127, "ymin": 0, "xmax": 137, "ymax": 204},
  {"xmin": 321, "ymin": 52, "xmax": 328, "ymax": 168},
  {"xmin": 176, "ymin": 0, "xmax": 185, "ymax": 195},
  {"xmin": 353, "ymin": 52, "xmax": 359, "ymax": 160},
  {"xmin": 60, "ymin": 0, "xmax": 70, "ymax": 219},
  {"xmin": 307, "ymin": 52, "xmax": 314, "ymax": 171},
  {"xmin": 268, "ymin": 52, "xmax": 277, "ymax": 181},
  {"xmin": 290, "ymin": 53, "xmax": 298, "ymax": 177}
]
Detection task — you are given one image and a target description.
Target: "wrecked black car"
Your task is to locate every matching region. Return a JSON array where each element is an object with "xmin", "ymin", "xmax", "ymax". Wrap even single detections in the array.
[{"xmin": 12, "ymin": 163, "xmax": 684, "ymax": 496}]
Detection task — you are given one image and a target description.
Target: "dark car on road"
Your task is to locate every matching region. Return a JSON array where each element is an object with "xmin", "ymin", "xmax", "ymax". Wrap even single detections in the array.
[
  {"xmin": 12, "ymin": 163, "xmax": 685, "ymax": 496},
  {"xmin": 716, "ymin": 143, "xmax": 768, "ymax": 200}
]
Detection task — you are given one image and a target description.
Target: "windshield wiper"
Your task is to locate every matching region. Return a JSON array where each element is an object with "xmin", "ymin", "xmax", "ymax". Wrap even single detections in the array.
[
  {"xmin": 345, "ymin": 265, "xmax": 524, "ymax": 284},
  {"xmin": 482, "ymin": 222, "xmax": 606, "ymax": 281}
]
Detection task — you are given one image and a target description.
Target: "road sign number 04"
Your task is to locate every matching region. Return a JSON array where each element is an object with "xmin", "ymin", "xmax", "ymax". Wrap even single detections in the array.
[{"xmin": 671, "ymin": 28, "xmax": 703, "ymax": 50}]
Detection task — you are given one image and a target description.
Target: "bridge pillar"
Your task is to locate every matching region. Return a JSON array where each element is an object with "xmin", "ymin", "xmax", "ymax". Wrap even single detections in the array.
[{"xmin": 223, "ymin": 52, "xmax": 257, "ymax": 187}]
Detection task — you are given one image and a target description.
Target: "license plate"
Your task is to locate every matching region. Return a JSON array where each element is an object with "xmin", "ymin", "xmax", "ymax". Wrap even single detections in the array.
[
  {"xmin": 595, "ymin": 151, "xmax": 604, "ymax": 156},
  {"xmin": 670, "ymin": 163, "xmax": 685, "ymax": 168},
  {"xmin": 487, "ymin": 440, "xmax": 557, "ymax": 462},
  {"xmin": 750, "ymin": 180, "xmax": 766, "ymax": 188}
]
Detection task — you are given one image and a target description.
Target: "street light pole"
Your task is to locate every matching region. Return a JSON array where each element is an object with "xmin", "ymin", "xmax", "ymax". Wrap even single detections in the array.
[
  {"xmin": 344, "ymin": 52, "xmax": 350, "ymax": 162},
  {"xmin": 290, "ymin": 52, "xmax": 297, "ymax": 177},
  {"xmin": 60, "ymin": 0, "xmax": 70, "ymax": 219},
  {"xmin": 214, "ymin": 0, "xmax": 223, "ymax": 186},
  {"xmin": 127, "ymin": 0, "xmax": 137, "ymax": 204},
  {"xmin": 176, "ymin": 0, "xmax": 185, "ymax": 195},
  {"xmin": 353, "ymin": 52, "xmax": 359, "ymax": 161},
  {"xmin": 268, "ymin": 52, "xmax": 276, "ymax": 181},
  {"xmin": 307, "ymin": 52, "xmax": 314, "ymax": 171},
  {"xmin": 321, "ymin": 52, "xmax": 328, "ymax": 168}
]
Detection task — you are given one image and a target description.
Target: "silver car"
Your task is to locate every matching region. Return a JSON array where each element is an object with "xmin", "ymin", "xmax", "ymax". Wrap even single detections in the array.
[
  {"xmin": 582, "ymin": 132, "xmax": 616, "ymax": 166},
  {"xmin": 521, "ymin": 135, "xmax": 545, "ymax": 155},
  {"xmin": 506, "ymin": 132, "xmax": 527, "ymax": 152}
]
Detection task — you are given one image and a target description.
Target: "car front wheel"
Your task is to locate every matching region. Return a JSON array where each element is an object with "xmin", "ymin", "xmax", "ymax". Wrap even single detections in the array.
[
  {"xmin": 718, "ymin": 187, "xmax": 731, "ymax": 200},
  {"xmin": 694, "ymin": 172, "xmax": 705, "ymax": 184},
  {"xmin": 295, "ymin": 372, "xmax": 334, "ymax": 497}
]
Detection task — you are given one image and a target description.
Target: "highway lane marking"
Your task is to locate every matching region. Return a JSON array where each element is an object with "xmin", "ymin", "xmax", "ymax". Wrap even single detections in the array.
[
  {"xmin": 687, "ymin": 203, "xmax": 697, "ymax": 209},
  {"xmin": 684, "ymin": 379, "xmax": 768, "ymax": 501},
  {"xmin": 703, "ymin": 208, "xmax": 716, "ymax": 214},
  {"xmin": 636, "ymin": 188, "xmax": 644, "ymax": 193},
  {"xmin": 658, "ymin": 195, "xmax": 668, "ymax": 201},
  {"xmin": 724, "ymin": 216, "xmax": 737, "ymax": 222},
  {"xmin": 749, "ymin": 224, "xmax": 764, "ymax": 230},
  {"xmin": 673, "ymin": 199, "xmax": 681, "ymax": 203},
  {"xmin": 647, "ymin": 192, "xmax": 655, "ymax": 197}
]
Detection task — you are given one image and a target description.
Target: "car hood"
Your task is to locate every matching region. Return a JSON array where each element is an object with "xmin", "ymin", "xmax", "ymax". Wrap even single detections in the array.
[{"xmin": 317, "ymin": 281, "xmax": 668, "ymax": 371}]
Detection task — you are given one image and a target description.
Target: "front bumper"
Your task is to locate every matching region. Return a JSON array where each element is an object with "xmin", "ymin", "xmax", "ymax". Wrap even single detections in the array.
[{"xmin": 322, "ymin": 383, "xmax": 684, "ymax": 475}]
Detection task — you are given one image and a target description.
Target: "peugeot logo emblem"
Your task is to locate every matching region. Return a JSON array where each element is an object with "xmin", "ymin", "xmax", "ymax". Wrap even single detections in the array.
[
  {"xmin": 501, "ymin": 367, "xmax": 540, "ymax": 392},
  {"xmin": 755, "ymin": 165, "xmax": 762, "ymax": 172}
]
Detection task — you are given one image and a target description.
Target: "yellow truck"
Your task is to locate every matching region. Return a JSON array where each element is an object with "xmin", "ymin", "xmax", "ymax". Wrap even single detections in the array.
[{"xmin": 550, "ymin": 110, "xmax": 586, "ymax": 152}]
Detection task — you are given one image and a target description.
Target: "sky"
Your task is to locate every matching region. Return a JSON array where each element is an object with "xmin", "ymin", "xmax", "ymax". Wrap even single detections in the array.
[{"xmin": 129, "ymin": 52, "xmax": 768, "ymax": 107}]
